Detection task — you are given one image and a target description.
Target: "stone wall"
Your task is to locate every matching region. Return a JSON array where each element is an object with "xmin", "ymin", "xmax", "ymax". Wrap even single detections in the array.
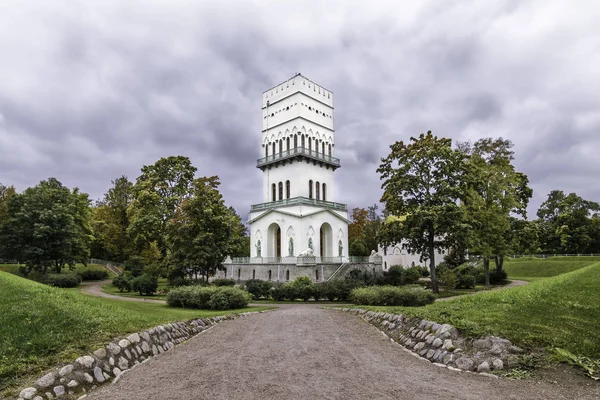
[
  {"xmin": 16, "ymin": 312, "xmax": 267, "ymax": 400},
  {"xmin": 341, "ymin": 308, "xmax": 524, "ymax": 375}
]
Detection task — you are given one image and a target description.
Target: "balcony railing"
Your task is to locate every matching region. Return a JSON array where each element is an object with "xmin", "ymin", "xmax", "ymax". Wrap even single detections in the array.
[
  {"xmin": 250, "ymin": 196, "xmax": 347, "ymax": 212},
  {"xmin": 224, "ymin": 256, "xmax": 374, "ymax": 265},
  {"xmin": 257, "ymin": 147, "xmax": 341, "ymax": 168}
]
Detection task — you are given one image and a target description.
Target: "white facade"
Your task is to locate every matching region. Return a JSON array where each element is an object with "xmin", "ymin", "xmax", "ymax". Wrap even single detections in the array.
[
  {"xmin": 249, "ymin": 74, "xmax": 349, "ymax": 260},
  {"xmin": 379, "ymin": 242, "xmax": 445, "ymax": 271}
]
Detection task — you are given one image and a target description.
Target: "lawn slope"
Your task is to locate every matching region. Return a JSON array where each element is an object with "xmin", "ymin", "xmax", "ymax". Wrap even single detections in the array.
[
  {"xmin": 504, "ymin": 256, "xmax": 600, "ymax": 281},
  {"xmin": 361, "ymin": 262, "xmax": 600, "ymax": 358},
  {"xmin": 0, "ymin": 272, "xmax": 270, "ymax": 392}
]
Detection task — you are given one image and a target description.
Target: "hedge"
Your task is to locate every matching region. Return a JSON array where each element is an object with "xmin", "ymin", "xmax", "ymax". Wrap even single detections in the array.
[
  {"xmin": 350, "ymin": 285, "xmax": 435, "ymax": 306},
  {"xmin": 167, "ymin": 286, "xmax": 250, "ymax": 310}
]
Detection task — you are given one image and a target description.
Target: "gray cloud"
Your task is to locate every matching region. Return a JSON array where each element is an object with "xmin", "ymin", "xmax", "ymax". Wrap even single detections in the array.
[{"xmin": 1, "ymin": 0, "xmax": 599, "ymax": 218}]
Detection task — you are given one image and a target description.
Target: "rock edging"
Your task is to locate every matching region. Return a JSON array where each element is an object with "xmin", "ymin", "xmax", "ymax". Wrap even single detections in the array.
[
  {"xmin": 17, "ymin": 311, "xmax": 268, "ymax": 400},
  {"xmin": 340, "ymin": 308, "xmax": 524, "ymax": 375}
]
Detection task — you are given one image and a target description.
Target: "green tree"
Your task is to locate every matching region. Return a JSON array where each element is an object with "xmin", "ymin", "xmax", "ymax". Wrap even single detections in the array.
[
  {"xmin": 0, "ymin": 183, "xmax": 16, "ymax": 260},
  {"xmin": 128, "ymin": 156, "xmax": 197, "ymax": 259},
  {"xmin": 377, "ymin": 131, "xmax": 466, "ymax": 294},
  {"xmin": 91, "ymin": 176, "xmax": 134, "ymax": 262},
  {"xmin": 227, "ymin": 206, "xmax": 250, "ymax": 258},
  {"xmin": 0, "ymin": 178, "xmax": 93, "ymax": 274},
  {"xmin": 536, "ymin": 190, "xmax": 600, "ymax": 254},
  {"xmin": 165, "ymin": 176, "xmax": 244, "ymax": 282},
  {"xmin": 459, "ymin": 138, "xmax": 532, "ymax": 286}
]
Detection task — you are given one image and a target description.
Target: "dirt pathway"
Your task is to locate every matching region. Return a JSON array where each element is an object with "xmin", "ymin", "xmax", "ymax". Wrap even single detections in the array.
[
  {"xmin": 86, "ymin": 305, "xmax": 598, "ymax": 400},
  {"xmin": 79, "ymin": 280, "xmax": 165, "ymax": 304}
]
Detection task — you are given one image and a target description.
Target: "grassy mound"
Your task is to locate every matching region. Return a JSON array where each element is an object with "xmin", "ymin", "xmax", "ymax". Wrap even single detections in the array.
[
  {"xmin": 504, "ymin": 257, "xmax": 600, "ymax": 281},
  {"xmin": 358, "ymin": 262, "xmax": 600, "ymax": 358},
  {"xmin": 0, "ymin": 272, "xmax": 270, "ymax": 393}
]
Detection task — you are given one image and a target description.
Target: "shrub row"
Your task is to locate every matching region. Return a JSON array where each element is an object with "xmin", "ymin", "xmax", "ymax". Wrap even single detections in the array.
[
  {"xmin": 112, "ymin": 273, "xmax": 158, "ymax": 295},
  {"xmin": 78, "ymin": 269, "xmax": 109, "ymax": 281},
  {"xmin": 45, "ymin": 273, "xmax": 82, "ymax": 288},
  {"xmin": 167, "ymin": 286, "xmax": 250, "ymax": 310},
  {"xmin": 349, "ymin": 285, "xmax": 435, "ymax": 306}
]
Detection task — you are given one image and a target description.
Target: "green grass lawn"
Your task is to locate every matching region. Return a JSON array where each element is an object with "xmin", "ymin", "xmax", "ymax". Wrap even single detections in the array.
[
  {"xmin": 504, "ymin": 256, "xmax": 600, "ymax": 281},
  {"xmin": 101, "ymin": 279, "xmax": 170, "ymax": 300},
  {"xmin": 355, "ymin": 262, "xmax": 600, "ymax": 360},
  {"xmin": 0, "ymin": 272, "xmax": 272, "ymax": 394},
  {"xmin": 0, "ymin": 263, "xmax": 117, "ymax": 278}
]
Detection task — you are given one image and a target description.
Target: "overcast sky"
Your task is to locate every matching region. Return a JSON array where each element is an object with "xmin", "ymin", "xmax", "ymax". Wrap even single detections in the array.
[{"xmin": 1, "ymin": 0, "xmax": 599, "ymax": 220}]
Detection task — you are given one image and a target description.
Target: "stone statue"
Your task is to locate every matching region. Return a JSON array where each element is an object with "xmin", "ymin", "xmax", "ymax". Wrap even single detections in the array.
[
  {"xmin": 308, "ymin": 238, "xmax": 313, "ymax": 250},
  {"xmin": 338, "ymin": 240, "xmax": 343, "ymax": 257},
  {"xmin": 370, "ymin": 250, "xmax": 378, "ymax": 256},
  {"xmin": 298, "ymin": 248, "xmax": 314, "ymax": 257},
  {"xmin": 288, "ymin": 238, "xmax": 294, "ymax": 257},
  {"xmin": 255, "ymin": 240, "xmax": 261, "ymax": 257}
]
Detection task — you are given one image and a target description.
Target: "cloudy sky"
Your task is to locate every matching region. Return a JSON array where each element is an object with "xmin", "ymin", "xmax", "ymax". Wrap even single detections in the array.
[{"xmin": 1, "ymin": 0, "xmax": 599, "ymax": 220}]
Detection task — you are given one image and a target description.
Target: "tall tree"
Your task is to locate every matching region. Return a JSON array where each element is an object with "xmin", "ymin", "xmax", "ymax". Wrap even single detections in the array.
[
  {"xmin": 377, "ymin": 131, "xmax": 466, "ymax": 293},
  {"xmin": 0, "ymin": 183, "xmax": 17, "ymax": 260},
  {"xmin": 91, "ymin": 176, "xmax": 134, "ymax": 261},
  {"xmin": 536, "ymin": 190, "xmax": 600, "ymax": 254},
  {"xmin": 348, "ymin": 208, "xmax": 370, "ymax": 256},
  {"xmin": 128, "ymin": 156, "xmax": 197, "ymax": 259},
  {"xmin": 165, "ymin": 176, "xmax": 244, "ymax": 281},
  {"xmin": 459, "ymin": 138, "xmax": 531, "ymax": 286},
  {"xmin": 0, "ymin": 178, "xmax": 93, "ymax": 274}
]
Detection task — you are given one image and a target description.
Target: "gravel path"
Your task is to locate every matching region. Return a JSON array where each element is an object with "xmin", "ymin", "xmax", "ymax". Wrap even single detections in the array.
[
  {"xmin": 86, "ymin": 305, "xmax": 599, "ymax": 400},
  {"xmin": 79, "ymin": 280, "xmax": 165, "ymax": 303}
]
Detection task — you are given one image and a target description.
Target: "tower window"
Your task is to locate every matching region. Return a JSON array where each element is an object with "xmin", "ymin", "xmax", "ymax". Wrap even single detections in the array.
[
  {"xmin": 308, "ymin": 139, "xmax": 312, "ymax": 151},
  {"xmin": 272, "ymin": 142, "xmax": 275, "ymax": 155},
  {"xmin": 268, "ymin": 270, "xmax": 272, "ymax": 280},
  {"xmin": 315, "ymin": 181, "xmax": 320, "ymax": 200},
  {"xmin": 272, "ymin": 184, "xmax": 276, "ymax": 202},
  {"xmin": 322, "ymin": 142, "xmax": 325, "ymax": 154},
  {"xmin": 309, "ymin": 180, "xmax": 313, "ymax": 199},
  {"xmin": 265, "ymin": 146, "xmax": 268, "ymax": 158},
  {"xmin": 279, "ymin": 139, "xmax": 283, "ymax": 153},
  {"xmin": 286, "ymin": 180, "xmax": 290, "ymax": 199},
  {"xmin": 322, "ymin": 183, "xmax": 327, "ymax": 202},
  {"xmin": 278, "ymin": 182, "xmax": 283, "ymax": 201},
  {"xmin": 286, "ymin": 270, "xmax": 290, "ymax": 281},
  {"xmin": 294, "ymin": 134, "xmax": 298, "ymax": 149},
  {"xmin": 301, "ymin": 135, "xmax": 305, "ymax": 148},
  {"xmin": 328, "ymin": 144, "xmax": 332, "ymax": 156},
  {"xmin": 286, "ymin": 137, "xmax": 290, "ymax": 151}
]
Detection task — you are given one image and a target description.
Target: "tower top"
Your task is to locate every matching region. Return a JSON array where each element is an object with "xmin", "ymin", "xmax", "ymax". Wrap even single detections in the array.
[{"xmin": 262, "ymin": 74, "xmax": 333, "ymax": 109}]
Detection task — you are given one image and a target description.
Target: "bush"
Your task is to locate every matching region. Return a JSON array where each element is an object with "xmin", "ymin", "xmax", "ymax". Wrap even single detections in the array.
[
  {"xmin": 46, "ymin": 273, "xmax": 82, "ymax": 288},
  {"xmin": 167, "ymin": 286, "xmax": 250, "ymax": 310},
  {"xmin": 386, "ymin": 265, "xmax": 404, "ymax": 286},
  {"xmin": 113, "ymin": 272, "xmax": 133, "ymax": 292},
  {"xmin": 345, "ymin": 268, "xmax": 375, "ymax": 286},
  {"xmin": 124, "ymin": 256, "xmax": 145, "ymax": 277},
  {"xmin": 437, "ymin": 267, "xmax": 458, "ymax": 289},
  {"xmin": 78, "ymin": 269, "xmax": 109, "ymax": 281},
  {"xmin": 455, "ymin": 265, "xmax": 476, "ymax": 289},
  {"xmin": 350, "ymin": 286, "xmax": 435, "ymax": 306},
  {"xmin": 475, "ymin": 266, "xmax": 508, "ymax": 285},
  {"xmin": 212, "ymin": 278, "xmax": 236, "ymax": 287},
  {"xmin": 271, "ymin": 284, "xmax": 287, "ymax": 301},
  {"xmin": 168, "ymin": 276, "xmax": 191, "ymax": 287},
  {"xmin": 131, "ymin": 274, "xmax": 158, "ymax": 296},
  {"xmin": 245, "ymin": 279, "xmax": 273, "ymax": 300},
  {"xmin": 419, "ymin": 266, "xmax": 430, "ymax": 277},
  {"xmin": 403, "ymin": 266, "xmax": 422, "ymax": 285}
]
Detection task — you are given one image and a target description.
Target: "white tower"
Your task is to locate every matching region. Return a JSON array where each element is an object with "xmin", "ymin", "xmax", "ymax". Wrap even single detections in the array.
[{"xmin": 248, "ymin": 73, "xmax": 349, "ymax": 261}]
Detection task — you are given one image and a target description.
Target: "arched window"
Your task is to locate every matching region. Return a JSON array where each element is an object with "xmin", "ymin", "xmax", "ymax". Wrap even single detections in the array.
[
  {"xmin": 309, "ymin": 180, "xmax": 313, "ymax": 199},
  {"xmin": 286, "ymin": 270, "xmax": 290, "ymax": 281},
  {"xmin": 279, "ymin": 139, "xmax": 283, "ymax": 153},
  {"xmin": 328, "ymin": 144, "xmax": 332, "ymax": 156},
  {"xmin": 272, "ymin": 184, "xmax": 276, "ymax": 202},
  {"xmin": 286, "ymin": 137, "xmax": 290, "ymax": 151},
  {"xmin": 315, "ymin": 139, "xmax": 319, "ymax": 154},
  {"xmin": 315, "ymin": 181, "xmax": 320, "ymax": 200},
  {"xmin": 301, "ymin": 135, "xmax": 305, "ymax": 148},
  {"xmin": 252, "ymin": 270, "xmax": 256, "ymax": 279},
  {"xmin": 308, "ymin": 138, "xmax": 312, "ymax": 151},
  {"xmin": 238, "ymin": 269, "xmax": 241, "ymax": 279},
  {"xmin": 278, "ymin": 182, "xmax": 283, "ymax": 200},
  {"xmin": 316, "ymin": 269, "xmax": 319, "ymax": 281},
  {"xmin": 272, "ymin": 142, "xmax": 275, "ymax": 156},
  {"xmin": 322, "ymin": 183, "xmax": 327, "ymax": 201},
  {"xmin": 294, "ymin": 134, "xmax": 298, "ymax": 149},
  {"xmin": 268, "ymin": 270, "xmax": 272, "ymax": 280},
  {"xmin": 322, "ymin": 142, "xmax": 325, "ymax": 154},
  {"xmin": 286, "ymin": 180, "xmax": 290, "ymax": 199},
  {"xmin": 265, "ymin": 146, "xmax": 268, "ymax": 158}
]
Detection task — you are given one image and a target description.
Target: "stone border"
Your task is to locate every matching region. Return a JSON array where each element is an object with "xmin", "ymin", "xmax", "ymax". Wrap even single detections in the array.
[
  {"xmin": 17, "ymin": 311, "xmax": 270, "ymax": 400},
  {"xmin": 339, "ymin": 308, "xmax": 524, "ymax": 376}
]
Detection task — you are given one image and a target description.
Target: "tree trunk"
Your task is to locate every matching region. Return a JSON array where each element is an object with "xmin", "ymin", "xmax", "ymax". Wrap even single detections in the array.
[
  {"xmin": 428, "ymin": 224, "xmax": 439, "ymax": 294},
  {"xmin": 496, "ymin": 255, "xmax": 504, "ymax": 274},
  {"xmin": 483, "ymin": 256, "xmax": 490, "ymax": 288}
]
